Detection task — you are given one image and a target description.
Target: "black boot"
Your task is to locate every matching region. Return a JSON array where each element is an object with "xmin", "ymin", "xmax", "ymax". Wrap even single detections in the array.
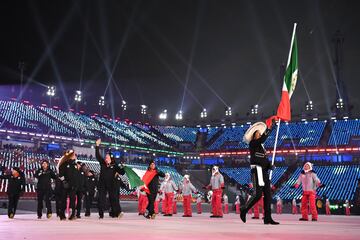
[
  {"xmin": 240, "ymin": 209, "xmax": 247, "ymax": 223},
  {"xmin": 264, "ymin": 218, "xmax": 280, "ymax": 225}
]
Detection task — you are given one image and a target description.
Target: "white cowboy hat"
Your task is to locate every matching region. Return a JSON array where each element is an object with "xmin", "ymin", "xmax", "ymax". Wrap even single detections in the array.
[{"xmin": 243, "ymin": 122, "xmax": 267, "ymax": 144}]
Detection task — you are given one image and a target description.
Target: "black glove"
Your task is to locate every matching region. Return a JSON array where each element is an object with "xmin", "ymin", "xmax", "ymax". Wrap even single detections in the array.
[
  {"xmin": 269, "ymin": 165, "xmax": 276, "ymax": 171},
  {"xmin": 290, "ymin": 185, "xmax": 296, "ymax": 189},
  {"xmin": 318, "ymin": 183, "xmax": 326, "ymax": 188}
]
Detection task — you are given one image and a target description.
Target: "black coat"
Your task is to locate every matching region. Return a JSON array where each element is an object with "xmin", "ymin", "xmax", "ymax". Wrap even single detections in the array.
[
  {"xmin": 58, "ymin": 160, "xmax": 80, "ymax": 191},
  {"xmin": 85, "ymin": 175, "xmax": 97, "ymax": 194},
  {"xmin": 77, "ymin": 170, "xmax": 87, "ymax": 193},
  {"xmin": 147, "ymin": 169, "xmax": 165, "ymax": 194},
  {"xmin": 95, "ymin": 146, "xmax": 125, "ymax": 187},
  {"xmin": 0, "ymin": 174, "xmax": 25, "ymax": 195},
  {"xmin": 34, "ymin": 168, "xmax": 56, "ymax": 191},
  {"xmin": 249, "ymin": 128, "xmax": 272, "ymax": 170}
]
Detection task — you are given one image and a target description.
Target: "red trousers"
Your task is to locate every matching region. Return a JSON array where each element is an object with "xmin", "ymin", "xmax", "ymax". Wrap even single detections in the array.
[
  {"xmin": 346, "ymin": 207, "xmax": 350, "ymax": 216},
  {"xmin": 211, "ymin": 189, "xmax": 223, "ymax": 217},
  {"xmin": 183, "ymin": 195, "xmax": 192, "ymax": 216},
  {"xmin": 138, "ymin": 195, "xmax": 148, "ymax": 214},
  {"xmin": 253, "ymin": 198, "xmax": 264, "ymax": 218},
  {"xmin": 164, "ymin": 193, "xmax": 174, "ymax": 214},
  {"xmin": 325, "ymin": 206, "xmax": 331, "ymax": 215},
  {"xmin": 196, "ymin": 202, "xmax": 202, "ymax": 214},
  {"xmin": 154, "ymin": 200, "xmax": 159, "ymax": 214},
  {"xmin": 292, "ymin": 205, "xmax": 298, "ymax": 214},
  {"xmin": 224, "ymin": 204, "xmax": 229, "ymax": 214},
  {"xmin": 235, "ymin": 203, "xmax": 240, "ymax": 214},
  {"xmin": 276, "ymin": 205, "xmax": 282, "ymax": 214},
  {"xmin": 301, "ymin": 191, "xmax": 318, "ymax": 220},
  {"xmin": 161, "ymin": 199, "xmax": 166, "ymax": 214}
]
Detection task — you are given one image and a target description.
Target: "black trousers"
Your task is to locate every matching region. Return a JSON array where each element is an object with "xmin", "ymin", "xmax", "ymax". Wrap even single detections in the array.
[
  {"xmin": 84, "ymin": 191, "xmax": 95, "ymax": 215},
  {"xmin": 98, "ymin": 184, "xmax": 118, "ymax": 217},
  {"xmin": 37, "ymin": 190, "xmax": 52, "ymax": 217},
  {"xmin": 60, "ymin": 188, "xmax": 76, "ymax": 217},
  {"xmin": 76, "ymin": 191, "xmax": 84, "ymax": 216},
  {"xmin": 243, "ymin": 168, "xmax": 272, "ymax": 221},
  {"xmin": 146, "ymin": 192, "xmax": 156, "ymax": 215},
  {"xmin": 8, "ymin": 193, "xmax": 20, "ymax": 217}
]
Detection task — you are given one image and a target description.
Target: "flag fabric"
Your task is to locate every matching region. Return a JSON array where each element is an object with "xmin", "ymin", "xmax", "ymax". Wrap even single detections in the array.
[
  {"xmin": 275, "ymin": 24, "xmax": 298, "ymax": 122},
  {"xmin": 123, "ymin": 166, "xmax": 145, "ymax": 189}
]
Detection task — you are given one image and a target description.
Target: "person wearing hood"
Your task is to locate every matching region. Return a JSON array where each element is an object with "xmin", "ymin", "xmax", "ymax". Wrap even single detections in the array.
[
  {"xmin": 57, "ymin": 150, "xmax": 80, "ymax": 220},
  {"xmin": 160, "ymin": 173, "xmax": 178, "ymax": 216},
  {"xmin": 294, "ymin": 162, "xmax": 322, "ymax": 221},
  {"xmin": 84, "ymin": 170, "xmax": 97, "ymax": 217},
  {"xmin": 141, "ymin": 160, "xmax": 165, "ymax": 219},
  {"xmin": 240, "ymin": 121, "xmax": 279, "ymax": 225},
  {"xmin": 196, "ymin": 193, "xmax": 202, "ymax": 214},
  {"xmin": 95, "ymin": 139, "xmax": 125, "ymax": 219},
  {"xmin": 34, "ymin": 160, "xmax": 56, "ymax": 219},
  {"xmin": 345, "ymin": 200, "xmax": 350, "ymax": 216},
  {"xmin": 179, "ymin": 174, "xmax": 197, "ymax": 217},
  {"xmin": 206, "ymin": 166, "xmax": 225, "ymax": 218},
  {"xmin": 292, "ymin": 198, "xmax": 298, "ymax": 214},
  {"xmin": 223, "ymin": 194, "xmax": 229, "ymax": 214},
  {"xmin": 0, "ymin": 167, "xmax": 25, "ymax": 219},
  {"xmin": 235, "ymin": 195, "xmax": 241, "ymax": 214}
]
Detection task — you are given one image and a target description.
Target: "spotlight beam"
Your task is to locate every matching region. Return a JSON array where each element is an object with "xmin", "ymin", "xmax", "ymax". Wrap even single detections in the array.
[
  {"xmin": 133, "ymin": 25, "xmax": 204, "ymax": 108},
  {"xmin": 147, "ymin": 22, "xmax": 229, "ymax": 106},
  {"xmin": 17, "ymin": 2, "xmax": 77, "ymax": 101},
  {"xmin": 180, "ymin": 0, "xmax": 204, "ymax": 112}
]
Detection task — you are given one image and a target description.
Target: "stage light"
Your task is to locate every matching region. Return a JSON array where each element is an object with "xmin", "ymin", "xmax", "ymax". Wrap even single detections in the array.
[
  {"xmin": 336, "ymin": 98, "xmax": 344, "ymax": 109},
  {"xmin": 98, "ymin": 96, "xmax": 105, "ymax": 106},
  {"xmin": 225, "ymin": 106, "xmax": 232, "ymax": 116},
  {"xmin": 140, "ymin": 105, "xmax": 147, "ymax": 115},
  {"xmin": 200, "ymin": 108, "xmax": 207, "ymax": 118},
  {"xmin": 159, "ymin": 109, "xmax": 167, "ymax": 120},
  {"xmin": 121, "ymin": 100, "xmax": 127, "ymax": 111},
  {"xmin": 305, "ymin": 100, "xmax": 313, "ymax": 111},
  {"xmin": 46, "ymin": 86, "xmax": 55, "ymax": 97},
  {"xmin": 74, "ymin": 90, "xmax": 82, "ymax": 102},
  {"xmin": 250, "ymin": 104, "xmax": 258, "ymax": 115},
  {"xmin": 175, "ymin": 110, "xmax": 183, "ymax": 120}
]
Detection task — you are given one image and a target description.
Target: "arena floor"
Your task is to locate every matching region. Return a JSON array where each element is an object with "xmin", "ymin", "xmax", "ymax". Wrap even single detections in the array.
[{"xmin": 0, "ymin": 213, "xmax": 359, "ymax": 240}]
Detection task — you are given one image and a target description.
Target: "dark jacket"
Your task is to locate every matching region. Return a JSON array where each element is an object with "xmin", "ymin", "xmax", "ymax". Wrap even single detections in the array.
[
  {"xmin": 0, "ymin": 174, "xmax": 25, "ymax": 195},
  {"xmin": 34, "ymin": 168, "xmax": 56, "ymax": 191},
  {"xmin": 249, "ymin": 128, "xmax": 272, "ymax": 170},
  {"xmin": 147, "ymin": 169, "xmax": 165, "ymax": 194},
  {"xmin": 77, "ymin": 170, "xmax": 87, "ymax": 193},
  {"xmin": 58, "ymin": 160, "xmax": 80, "ymax": 191},
  {"xmin": 86, "ymin": 175, "xmax": 97, "ymax": 194},
  {"xmin": 95, "ymin": 146, "xmax": 125, "ymax": 186}
]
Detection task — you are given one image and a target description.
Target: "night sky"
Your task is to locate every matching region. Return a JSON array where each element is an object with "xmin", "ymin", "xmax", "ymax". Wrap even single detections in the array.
[{"xmin": 1, "ymin": 0, "xmax": 359, "ymax": 123}]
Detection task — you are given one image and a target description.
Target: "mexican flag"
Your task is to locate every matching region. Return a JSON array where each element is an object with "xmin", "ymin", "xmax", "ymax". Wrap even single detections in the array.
[
  {"xmin": 123, "ymin": 166, "xmax": 145, "ymax": 189},
  {"xmin": 276, "ymin": 23, "xmax": 298, "ymax": 122}
]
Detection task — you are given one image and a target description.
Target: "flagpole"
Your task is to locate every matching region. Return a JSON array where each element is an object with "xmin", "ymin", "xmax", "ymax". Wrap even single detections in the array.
[
  {"xmin": 269, "ymin": 23, "xmax": 297, "ymax": 180},
  {"xmin": 269, "ymin": 119, "xmax": 281, "ymax": 180}
]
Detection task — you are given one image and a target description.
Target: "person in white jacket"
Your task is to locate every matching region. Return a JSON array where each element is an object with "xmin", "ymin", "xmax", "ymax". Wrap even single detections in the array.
[{"xmin": 179, "ymin": 175, "xmax": 197, "ymax": 217}]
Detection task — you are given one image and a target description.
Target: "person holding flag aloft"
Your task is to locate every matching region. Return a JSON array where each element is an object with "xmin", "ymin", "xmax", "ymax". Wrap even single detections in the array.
[{"xmin": 240, "ymin": 120, "xmax": 279, "ymax": 225}]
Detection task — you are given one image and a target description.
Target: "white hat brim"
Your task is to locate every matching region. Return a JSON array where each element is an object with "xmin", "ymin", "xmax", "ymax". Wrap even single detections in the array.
[{"xmin": 243, "ymin": 122, "xmax": 267, "ymax": 144}]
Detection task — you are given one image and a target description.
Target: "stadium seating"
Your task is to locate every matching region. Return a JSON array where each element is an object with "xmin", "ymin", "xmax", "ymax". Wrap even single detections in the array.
[
  {"xmin": 274, "ymin": 165, "xmax": 360, "ymax": 201},
  {"xmin": 220, "ymin": 166, "xmax": 288, "ymax": 185},
  {"xmin": 156, "ymin": 126, "xmax": 199, "ymax": 143},
  {"xmin": 328, "ymin": 119, "xmax": 360, "ymax": 146}
]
